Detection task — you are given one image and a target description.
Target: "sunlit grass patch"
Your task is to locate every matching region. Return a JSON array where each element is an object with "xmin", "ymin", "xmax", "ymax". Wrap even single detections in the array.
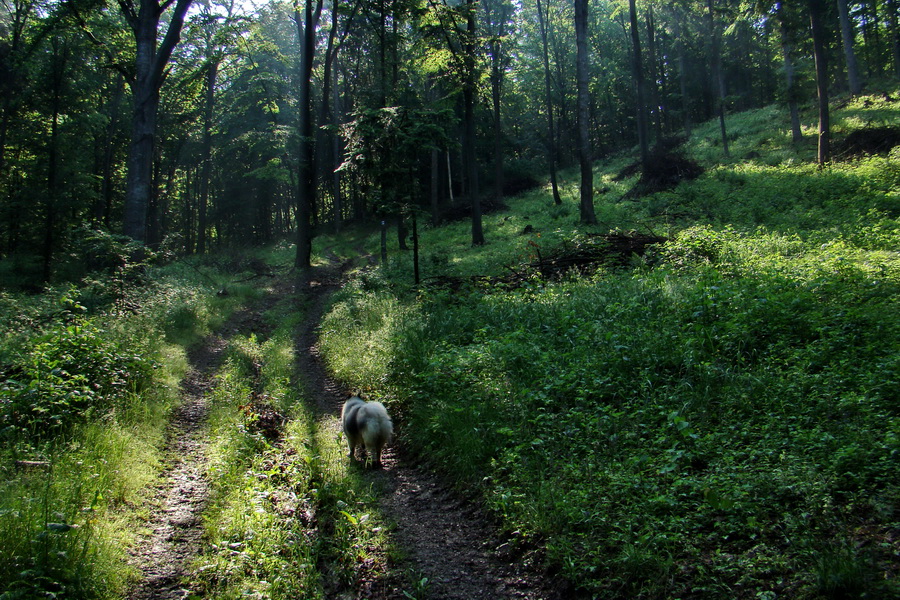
[
  {"xmin": 196, "ymin": 314, "xmax": 397, "ymax": 599},
  {"xmin": 318, "ymin": 287, "xmax": 417, "ymax": 391},
  {"xmin": 0, "ymin": 416, "xmax": 169, "ymax": 599}
]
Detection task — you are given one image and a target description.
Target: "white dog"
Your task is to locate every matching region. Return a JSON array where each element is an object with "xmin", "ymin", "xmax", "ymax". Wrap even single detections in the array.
[{"xmin": 341, "ymin": 395, "xmax": 393, "ymax": 468}]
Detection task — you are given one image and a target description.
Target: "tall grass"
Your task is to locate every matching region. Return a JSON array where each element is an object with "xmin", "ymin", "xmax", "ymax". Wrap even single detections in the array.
[{"xmin": 0, "ymin": 257, "xmax": 256, "ymax": 599}]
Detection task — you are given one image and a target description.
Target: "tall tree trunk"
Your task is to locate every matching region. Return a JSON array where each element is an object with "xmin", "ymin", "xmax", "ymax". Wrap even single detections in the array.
[
  {"xmin": 536, "ymin": 0, "xmax": 562, "ymax": 205},
  {"xmin": 197, "ymin": 59, "xmax": 218, "ymax": 254},
  {"xmin": 95, "ymin": 73, "xmax": 125, "ymax": 227},
  {"xmin": 888, "ymin": 0, "xmax": 900, "ymax": 79},
  {"xmin": 466, "ymin": 0, "xmax": 484, "ymax": 246},
  {"xmin": 320, "ymin": 0, "xmax": 339, "ymax": 232},
  {"xmin": 484, "ymin": 0, "xmax": 510, "ymax": 201},
  {"xmin": 707, "ymin": 0, "xmax": 729, "ymax": 157},
  {"xmin": 446, "ymin": 150, "xmax": 455, "ymax": 205},
  {"xmin": 809, "ymin": 0, "xmax": 831, "ymax": 165},
  {"xmin": 490, "ymin": 35, "xmax": 505, "ymax": 200},
  {"xmin": 320, "ymin": 0, "xmax": 358, "ymax": 232},
  {"xmin": 645, "ymin": 6, "xmax": 663, "ymax": 141},
  {"xmin": 860, "ymin": 0, "xmax": 881, "ymax": 78},
  {"xmin": 378, "ymin": 0, "xmax": 387, "ymax": 106},
  {"xmin": 121, "ymin": 0, "xmax": 193, "ymax": 243},
  {"xmin": 629, "ymin": 0, "xmax": 649, "ymax": 166},
  {"xmin": 430, "ymin": 148, "xmax": 440, "ymax": 225},
  {"xmin": 776, "ymin": 2, "xmax": 803, "ymax": 144},
  {"xmin": 331, "ymin": 59, "xmax": 344, "ymax": 232},
  {"xmin": 673, "ymin": 8, "xmax": 692, "ymax": 137},
  {"xmin": 836, "ymin": 0, "xmax": 863, "ymax": 94},
  {"xmin": 295, "ymin": 0, "xmax": 323, "ymax": 270},
  {"xmin": 575, "ymin": 0, "xmax": 596, "ymax": 225},
  {"xmin": 43, "ymin": 39, "xmax": 67, "ymax": 283}
]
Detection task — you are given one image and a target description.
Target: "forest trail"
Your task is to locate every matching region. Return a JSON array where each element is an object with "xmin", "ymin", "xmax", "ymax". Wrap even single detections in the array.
[
  {"xmin": 295, "ymin": 252, "xmax": 565, "ymax": 600},
  {"xmin": 126, "ymin": 342, "xmax": 217, "ymax": 600},
  {"xmin": 127, "ymin": 249, "xmax": 563, "ymax": 599},
  {"xmin": 126, "ymin": 300, "xmax": 275, "ymax": 600}
]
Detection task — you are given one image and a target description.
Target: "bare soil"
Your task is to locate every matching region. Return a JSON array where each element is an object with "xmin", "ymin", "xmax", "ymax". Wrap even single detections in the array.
[
  {"xmin": 126, "ymin": 305, "xmax": 267, "ymax": 600},
  {"xmin": 127, "ymin": 251, "xmax": 566, "ymax": 599}
]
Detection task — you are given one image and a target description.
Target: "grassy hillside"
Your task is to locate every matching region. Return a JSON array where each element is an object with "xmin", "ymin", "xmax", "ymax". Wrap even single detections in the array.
[
  {"xmin": 0, "ymin": 92, "xmax": 897, "ymax": 599},
  {"xmin": 319, "ymin": 91, "xmax": 900, "ymax": 598}
]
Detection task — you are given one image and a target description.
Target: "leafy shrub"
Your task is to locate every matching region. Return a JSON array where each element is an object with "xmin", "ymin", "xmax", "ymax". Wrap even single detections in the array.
[{"xmin": 1, "ymin": 317, "xmax": 156, "ymax": 441}]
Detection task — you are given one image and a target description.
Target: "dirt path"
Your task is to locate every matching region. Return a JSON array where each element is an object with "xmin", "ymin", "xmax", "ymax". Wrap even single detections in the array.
[
  {"xmin": 126, "ymin": 304, "xmax": 274, "ymax": 600},
  {"xmin": 295, "ymin": 255, "xmax": 565, "ymax": 600},
  {"xmin": 125, "ymin": 336, "xmax": 220, "ymax": 600},
  {"xmin": 127, "ymin": 251, "xmax": 564, "ymax": 599}
]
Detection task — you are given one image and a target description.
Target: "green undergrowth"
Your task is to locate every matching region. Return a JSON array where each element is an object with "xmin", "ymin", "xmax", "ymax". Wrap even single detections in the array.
[
  {"xmin": 319, "ymin": 92, "xmax": 900, "ymax": 599},
  {"xmin": 322, "ymin": 226, "xmax": 900, "ymax": 599},
  {"xmin": 0, "ymin": 257, "xmax": 260, "ymax": 599},
  {"xmin": 192, "ymin": 290, "xmax": 400, "ymax": 599}
]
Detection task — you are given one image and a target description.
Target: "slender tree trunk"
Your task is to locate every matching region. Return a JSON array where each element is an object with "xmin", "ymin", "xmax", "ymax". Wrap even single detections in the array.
[
  {"xmin": 629, "ymin": 0, "xmax": 650, "ymax": 166},
  {"xmin": 575, "ymin": 0, "xmax": 596, "ymax": 225},
  {"xmin": 645, "ymin": 6, "xmax": 663, "ymax": 141},
  {"xmin": 295, "ymin": 0, "xmax": 322, "ymax": 270},
  {"xmin": 430, "ymin": 148, "xmax": 440, "ymax": 225},
  {"xmin": 484, "ymin": 0, "xmax": 509, "ymax": 201},
  {"xmin": 44, "ymin": 102, "xmax": 59, "ymax": 282},
  {"xmin": 121, "ymin": 0, "xmax": 193, "ymax": 243},
  {"xmin": 707, "ymin": 0, "xmax": 729, "ymax": 157},
  {"xmin": 184, "ymin": 168, "xmax": 194, "ymax": 253},
  {"xmin": 888, "ymin": 0, "xmax": 900, "ymax": 79},
  {"xmin": 536, "ymin": 0, "xmax": 562, "ymax": 205},
  {"xmin": 332, "ymin": 59, "xmax": 343, "ymax": 232},
  {"xmin": 836, "ymin": 0, "xmax": 863, "ymax": 94},
  {"xmin": 378, "ymin": 0, "xmax": 387, "ymax": 106},
  {"xmin": 96, "ymin": 73, "xmax": 125, "ymax": 227},
  {"xmin": 197, "ymin": 59, "xmax": 218, "ymax": 254},
  {"xmin": 776, "ymin": 2, "xmax": 803, "ymax": 144},
  {"xmin": 320, "ymin": 0, "xmax": 339, "ymax": 232},
  {"xmin": 44, "ymin": 39, "xmax": 67, "ymax": 282},
  {"xmin": 466, "ymin": 0, "xmax": 484, "ymax": 246},
  {"xmin": 674, "ymin": 8, "xmax": 692, "ymax": 137},
  {"xmin": 490, "ymin": 36, "xmax": 505, "ymax": 200},
  {"xmin": 446, "ymin": 151, "xmax": 455, "ymax": 204},
  {"xmin": 412, "ymin": 209, "xmax": 419, "ymax": 285},
  {"xmin": 809, "ymin": 0, "xmax": 831, "ymax": 165}
]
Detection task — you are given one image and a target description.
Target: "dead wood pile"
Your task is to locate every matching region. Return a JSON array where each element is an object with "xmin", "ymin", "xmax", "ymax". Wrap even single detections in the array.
[
  {"xmin": 425, "ymin": 232, "xmax": 667, "ymax": 292},
  {"xmin": 617, "ymin": 151, "xmax": 705, "ymax": 198},
  {"xmin": 835, "ymin": 126, "xmax": 900, "ymax": 159}
]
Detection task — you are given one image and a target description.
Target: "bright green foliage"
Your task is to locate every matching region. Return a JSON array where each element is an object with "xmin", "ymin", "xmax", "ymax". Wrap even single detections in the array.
[
  {"xmin": 1, "ymin": 318, "xmax": 156, "ymax": 440},
  {"xmin": 0, "ymin": 259, "xmax": 254, "ymax": 599},
  {"xmin": 327, "ymin": 231, "xmax": 900, "ymax": 597},
  {"xmin": 196, "ymin": 306, "xmax": 397, "ymax": 599},
  {"xmin": 320, "ymin": 94, "xmax": 900, "ymax": 598}
]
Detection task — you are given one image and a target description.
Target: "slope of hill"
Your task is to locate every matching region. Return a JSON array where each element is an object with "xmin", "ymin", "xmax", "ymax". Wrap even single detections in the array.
[{"xmin": 319, "ymin": 91, "xmax": 900, "ymax": 599}]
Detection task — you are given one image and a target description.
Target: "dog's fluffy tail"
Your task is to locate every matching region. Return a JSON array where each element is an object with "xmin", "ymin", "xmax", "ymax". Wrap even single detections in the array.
[{"xmin": 359, "ymin": 401, "xmax": 392, "ymax": 466}]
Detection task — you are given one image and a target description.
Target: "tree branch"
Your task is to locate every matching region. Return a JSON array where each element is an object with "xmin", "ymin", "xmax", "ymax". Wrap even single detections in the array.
[{"xmin": 151, "ymin": 0, "xmax": 193, "ymax": 88}]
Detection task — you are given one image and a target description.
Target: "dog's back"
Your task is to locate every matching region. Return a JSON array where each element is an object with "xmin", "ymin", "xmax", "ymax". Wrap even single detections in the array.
[{"xmin": 341, "ymin": 396, "xmax": 392, "ymax": 467}]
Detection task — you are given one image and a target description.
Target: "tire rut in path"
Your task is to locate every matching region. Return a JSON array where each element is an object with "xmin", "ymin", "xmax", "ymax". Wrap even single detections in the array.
[
  {"xmin": 126, "ymin": 338, "xmax": 224, "ymax": 600},
  {"xmin": 127, "ymin": 302, "xmax": 273, "ymax": 600},
  {"xmin": 296, "ymin": 260, "xmax": 566, "ymax": 600}
]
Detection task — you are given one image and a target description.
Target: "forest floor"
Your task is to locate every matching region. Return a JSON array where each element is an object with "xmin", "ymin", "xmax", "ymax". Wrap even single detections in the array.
[{"xmin": 125, "ymin": 251, "xmax": 565, "ymax": 600}]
